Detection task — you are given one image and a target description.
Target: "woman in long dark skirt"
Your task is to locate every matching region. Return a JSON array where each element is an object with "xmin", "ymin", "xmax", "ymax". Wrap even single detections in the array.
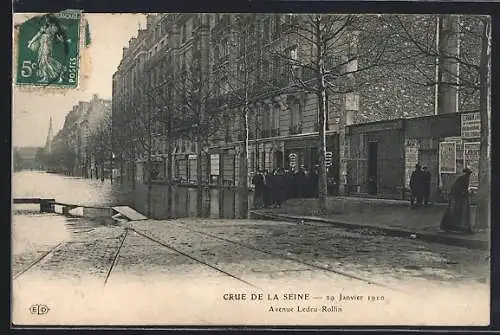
[{"xmin": 440, "ymin": 168, "xmax": 473, "ymax": 233}]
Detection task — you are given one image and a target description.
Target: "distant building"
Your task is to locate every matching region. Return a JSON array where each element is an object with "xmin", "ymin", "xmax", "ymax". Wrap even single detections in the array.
[
  {"xmin": 49, "ymin": 95, "xmax": 111, "ymax": 177},
  {"xmin": 14, "ymin": 146, "xmax": 41, "ymax": 170}
]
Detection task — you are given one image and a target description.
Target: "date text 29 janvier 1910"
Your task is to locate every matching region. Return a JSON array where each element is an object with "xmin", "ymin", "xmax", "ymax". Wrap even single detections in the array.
[{"xmin": 223, "ymin": 292, "xmax": 385, "ymax": 312}]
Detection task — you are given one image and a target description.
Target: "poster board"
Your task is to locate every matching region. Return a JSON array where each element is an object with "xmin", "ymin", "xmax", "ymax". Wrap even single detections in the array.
[
  {"xmin": 405, "ymin": 139, "xmax": 419, "ymax": 187},
  {"xmin": 463, "ymin": 142, "xmax": 480, "ymax": 187},
  {"xmin": 210, "ymin": 154, "xmax": 220, "ymax": 176},
  {"xmin": 439, "ymin": 142, "xmax": 456, "ymax": 174},
  {"xmin": 461, "ymin": 112, "xmax": 481, "ymax": 139}
]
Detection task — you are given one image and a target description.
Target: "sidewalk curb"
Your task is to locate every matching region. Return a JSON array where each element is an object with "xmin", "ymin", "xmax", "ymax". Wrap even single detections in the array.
[{"xmin": 249, "ymin": 211, "xmax": 489, "ymax": 251}]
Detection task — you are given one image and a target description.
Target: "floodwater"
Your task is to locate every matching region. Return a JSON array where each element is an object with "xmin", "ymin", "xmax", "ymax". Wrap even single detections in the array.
[
  {"xmin": 12, "ymin": 170, "xmax": 252, "ymax": 266},
  {"xmin": 12, "ymin": 170, "xmax": 252, "ymax": 220}
]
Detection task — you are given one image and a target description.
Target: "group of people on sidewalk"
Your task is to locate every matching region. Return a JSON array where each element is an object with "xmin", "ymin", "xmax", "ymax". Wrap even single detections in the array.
[
  {"xmin": 409, "ymin": 163, "xmax": 476, "ymax": 234},
  {"xmin": 409, "ymin": 164, "xmax": 432, "ymax": 207},
  {"xmin": 252, "ymin": 162, "xmax": 477, "ymax": 234},
  {"xmin": 251, "ymin": 167, "xmax": 331, "ymax": 209}
]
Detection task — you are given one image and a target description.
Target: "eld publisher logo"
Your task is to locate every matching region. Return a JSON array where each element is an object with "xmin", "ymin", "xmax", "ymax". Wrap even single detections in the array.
[{"xmin": 29, "ymin": 304, "xmax": 50, "ymax": 315}]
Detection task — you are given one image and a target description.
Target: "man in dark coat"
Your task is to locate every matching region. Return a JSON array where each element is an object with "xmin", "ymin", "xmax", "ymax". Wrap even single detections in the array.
[
  {"xmin": 310, "ymin": 166, "xmax": 319, "ymax": 198},
  {"xmin": 295, "ymin": 167, "xmax": 306, "ymax": 198},
  {"xmin": 262, "ymin": 169, "xmax": 270, "ymax": 208},
  {"xmin": 409, "ymin": 164, "xmax": 425, "ymax": 207},
  {"xmin": 440, "ymin": 168, "xmax": 473, "ymax": 233},
  {"xmin": 251, "ymin": 170, "xmax": 265, "ymax": 209},
  {"xmin": 422, "ymin": 166, "xmax": 431, "ymax": 206},
  {"xmin": 273, "ymin": 169, "xmax": 287, "ymax": 207}
]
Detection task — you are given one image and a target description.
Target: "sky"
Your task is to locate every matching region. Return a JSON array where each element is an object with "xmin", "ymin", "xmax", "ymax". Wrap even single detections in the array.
[{"xmin": 12, "ymin": 13, "xmax": 148, "ymax": 148}]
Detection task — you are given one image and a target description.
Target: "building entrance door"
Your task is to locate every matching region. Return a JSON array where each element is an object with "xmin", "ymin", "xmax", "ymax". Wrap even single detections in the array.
[
  {"xmin": 368, "ymin": 141, "xmax": 378, "ymax": 195},
  {"xmin": 273, "ymin": 150, "xmax": 283, "ymax": 170}
]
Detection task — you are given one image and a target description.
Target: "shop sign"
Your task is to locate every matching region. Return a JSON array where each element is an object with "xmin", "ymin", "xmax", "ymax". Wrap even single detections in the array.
[
  {"xmin": 463, "ymin": 142, "xmax": 480, "ymax": 187},
  {"xmin": 439, "ymin": 142, "xmax": 456, "ymax": 174},
  {"xmin": 325, "ymin": 151, "xmax": 333, "ymax": 167},
  {"xmin": 288, "ymin": 153, "xmax": 297, "ymax": 168},
  {"xmin": 461, "ymin": 112, "xmax": 481, "ymax": 139}
]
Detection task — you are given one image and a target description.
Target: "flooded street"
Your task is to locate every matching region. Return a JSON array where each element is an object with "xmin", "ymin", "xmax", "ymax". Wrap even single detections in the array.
[
  {"xmin": 12, "ymin": 171, "xmax": 252, "ymax": 219},
  {"xmin": 11, "ymin": 170, "xmax": 251, "ymax": 274},
  {"xmin": 11, "ymin": 172, "xmax": 489, "ymax": 326}
]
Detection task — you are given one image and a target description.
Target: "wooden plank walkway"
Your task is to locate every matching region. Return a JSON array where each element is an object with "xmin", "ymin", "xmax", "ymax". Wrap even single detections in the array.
[{"xmin": 112, "ymin": 206, "xmax": 148, "ymax": 221}]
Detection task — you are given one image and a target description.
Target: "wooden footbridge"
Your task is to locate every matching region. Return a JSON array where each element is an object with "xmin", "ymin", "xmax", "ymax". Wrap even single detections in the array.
[{"xmin": 12, "ymin": 198, "xmax": 148, "ymax": 222}]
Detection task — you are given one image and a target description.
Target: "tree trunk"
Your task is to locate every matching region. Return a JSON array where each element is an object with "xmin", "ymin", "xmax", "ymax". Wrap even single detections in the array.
[
  {"xmin": 316, "ymin": 17, "xmax": 328, "ymax": 212},
  {"xmin": 317, "ymin": 87, "xmax": 328, "ymax": 212},
  {"xmin": 238, "ymin": 106, "xmax": 249, "ymax": 218},
  {"xmin": 476, "ymin": 19, "xmax": 491, "ymax": 230},
  {"xmin": 196, "ymin": 134, "xmax": 203, "ymax": 217},
  {"xmin": 166, "ymin": 108, "xmax": 174, "ymax": 219},
  {"xmin": 100, "ymin": 159, "xmax": 105, "ymax": 182},
  {"xmin": 146, "ymin": 160, "xmax": 153, "ymax": 218},
  {"xmin": 437, "ymin": 15, "xmax": 460, "ymax": 115}
]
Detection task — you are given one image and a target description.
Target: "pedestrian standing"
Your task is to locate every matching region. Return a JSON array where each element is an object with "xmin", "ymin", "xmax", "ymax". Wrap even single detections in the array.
[
  {"xmin": 263, "ymin": 169, "xmax": 270, "ymax": 208},
  {"xmin": 295, "ymin": 167, "xmax": 306, "ymax": 198},
  {"xmin": 440, "ymin": 168, "xmax": 474, "ymax": 233},
  {"xmin": 409, "ymin": 164, "xmax": 424, "ymax": 207},
  {"xmin": 422, "ymin": 166, "xmax": 431, "ymax": 206},
  {"xmin": 310, "ymin": 166, "xmax": 319, "ymax": 198},
  {"xmin": 252, "ymin": 170, "xmax": 264, "ymax": 209}
]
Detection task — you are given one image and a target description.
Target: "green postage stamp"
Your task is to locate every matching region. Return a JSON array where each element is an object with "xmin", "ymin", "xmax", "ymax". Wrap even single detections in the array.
[{"xmin": 15, "ymin": 10, "xmax": 83, "ymax": 88}]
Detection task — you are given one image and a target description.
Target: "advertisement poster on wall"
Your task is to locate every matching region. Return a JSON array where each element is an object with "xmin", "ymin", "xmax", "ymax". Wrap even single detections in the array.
[
  {"xmin": 404, "ymin": 139, "xmax": 419, "ymax": 187},
  {"xmin": 439, "ymin": 142, "xmax": 456, "ymax": 174},
  {"xmin": 463, "ymin": 142, "xmax": 480, "ymax": 187},
  {"xmin": 210, "ymin": 154, "xmax": 220, "ymax": 176},
  {"xmin": 461, "ymin": 112, "xmax": 481, "ymax": 139}
]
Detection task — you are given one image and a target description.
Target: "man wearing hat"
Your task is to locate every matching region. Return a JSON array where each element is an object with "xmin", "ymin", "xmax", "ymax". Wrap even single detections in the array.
[
  {"xmin": 440, "ymin": 168, "xmax": 474, "ymax": 233},
  {"xmin": 409, "ymin": 163, "xmax": 425, "ymax": 208}
]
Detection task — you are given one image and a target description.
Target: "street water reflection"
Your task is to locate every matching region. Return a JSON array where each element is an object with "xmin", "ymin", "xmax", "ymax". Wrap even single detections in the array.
[{"xmin": 12, "ymin": 171, "xmax": 253, "ymax": 220}]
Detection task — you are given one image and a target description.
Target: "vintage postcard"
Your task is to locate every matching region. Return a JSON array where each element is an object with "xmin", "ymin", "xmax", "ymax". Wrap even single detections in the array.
[{"xmin": 11, "ymin": 12, "xmax": 491, "ymax": 326}]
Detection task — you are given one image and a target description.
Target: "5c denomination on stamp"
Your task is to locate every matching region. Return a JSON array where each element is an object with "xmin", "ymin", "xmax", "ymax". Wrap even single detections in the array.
[{"xmin": 16, "ymin": 10, "xmax": 82, "ymax": 88}]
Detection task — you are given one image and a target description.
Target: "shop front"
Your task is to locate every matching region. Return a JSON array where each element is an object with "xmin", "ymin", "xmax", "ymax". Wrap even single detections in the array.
[{"xmin": 283, "ymin": 134, "xmax": 340, "ymax": 194}]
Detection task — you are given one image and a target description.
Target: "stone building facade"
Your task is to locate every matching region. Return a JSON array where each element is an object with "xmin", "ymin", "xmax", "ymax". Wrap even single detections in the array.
[
  {"xmin": 50, "ymin": 95, "xmax": 111, "ymax": 176},
  {"xmin": 112, "ymin": 14, "xmax": 482, "ymax": 198}
]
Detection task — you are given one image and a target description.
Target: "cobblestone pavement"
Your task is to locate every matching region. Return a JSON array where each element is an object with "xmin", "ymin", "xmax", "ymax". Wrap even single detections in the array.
[
  {"xmin": 12, "ymin": 216, "xmax": 490, "ymax": 325},
  {"xmin": 128, "ymin": 219, "xmax": 489, "ymax": 290},
  {"xmin": 13, "ymin": 217, "xmax": 489, "ymax": 288}
]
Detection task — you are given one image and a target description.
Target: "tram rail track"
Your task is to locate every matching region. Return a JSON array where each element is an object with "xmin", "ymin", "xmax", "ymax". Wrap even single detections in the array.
[
  {"xmin": 159, "ymin": 220, "xmax": 412, "ymax": 295},
  {"xmin": 13, "ymin": 242, "xmax": 63, "ymax": 280},
  {"xmin": 128, "ymin": 227, "xmax": 262, "ymax": 289}
]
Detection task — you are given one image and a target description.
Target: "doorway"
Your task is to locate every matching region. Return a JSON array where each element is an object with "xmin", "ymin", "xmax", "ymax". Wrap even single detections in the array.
[{"xmin": 367, "ymin": 141, "xmax": 378, "ymax": 195}]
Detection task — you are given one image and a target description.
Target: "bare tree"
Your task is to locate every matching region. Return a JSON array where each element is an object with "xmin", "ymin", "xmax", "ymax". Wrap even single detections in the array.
[
  {"xmin": 387, "ymin": 15, "xmax": 490, "ymax": 229},
  {"xmin": 269, "ymin": 14, "xmax": 394, "ymax": 211},
  {"xmin": 174, "ymin": 57, "xmax": 220, "ymax": 215},
  {"xmin": 214, "ymin": 14, "xmax": 263, "ymax": 215}
]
